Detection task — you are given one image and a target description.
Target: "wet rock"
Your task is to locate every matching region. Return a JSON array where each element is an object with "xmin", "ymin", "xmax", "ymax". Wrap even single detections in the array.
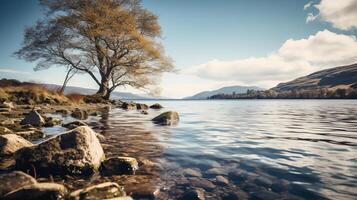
[
  {"xmin": 15, "ymin": 126, "xmax": 105, "ymax": 176},
  {"xmin": 44, "ymin": 117, "xmax": 62, "ymax": 127},
  {"xmin": 0, "ymin": 126, "xmax": 13, "ymax": 135},
  {"xmin": 183, "ymin": 168, "xmax": 202, "ymax": 177},
  {"xmin": 206, "ymin": 168, "xmax": 228, "ymax": 176},
  {"xmin": 71, "ymin": 108, "xmax": 88, "ymax": 120},
  {"xmin": 254, "ymin": 176, "xmax": 273, "ymax": 188},
  {"xmin": 189, "ymin": 178, "xmax": 215, "ymax": 191},
  {"xmin": 121, "ymin": 102, "xmax": 136, "ymax": 110},
  {"xmin": 152, "ymin": 111, "xmax": 179, "ymax": 125},
  {"xmin": 101, "ymin": 157, "xmax": 139, "ymax": 175},
  {"xmin": 0, "ymin": 171, "xmax": 37, "ymax": 198},
  {"xmin": 228, "ymin": 170, "xmax": 249, "ymax": 183},
  {"xmin": 20, "ymin": 110, "xmax": 45, "ymax": 127},
  {"xmin": 250, "ymin": 190, "xmax": 281, "ymax": 200},
  {"xmin": 149, "ymin": 103, "xmax": 163, "ymax": 109},
  {"xmin": 69, "ymin": 182, "xmax": 126, "ymax": 200},
  {"xmin": 15, "ymin": 130, "xmax": 45, "ymax": 141},
  {"xmin": 221, "ymin": 190, "xmax": 248, "ymax": 200},
  {"xmin": 62, "ymin": 121, "xmax": 88, "ymax": 130},
  {"xmin": 0, "ymin": 134, "xmax": 32, "ymax": 156},
  {"xmin": 271, "ymin": 180, "xmax": 290, "ymax": 193},
  {"xmin": 128, "ymin": 183, "xmax": 160, "ymax": 199},
  {"xmin": 136, "ymin": 103, "xmax": 148, "ymax": 110},
  {"xmin": 55, "ymin": 109, "xmax": 70, "ymax": 115},
  {"xmin": 3, "ymin": 183, "xmax": 67, "ymax": 200},
  {"xmin": 215, "ymin": 175, "xmax": 229, "ymax": 185},
  {"xmin": 0, "ymin": 102, "xmax": 14, "ymax": 110},
  {"xmin": 178, "ymin": 188, "xmax": 205, "ymax": 200},
  {"xmin": 0, "ymin": 119, "xmax": 15, "ymax": 126},
  {"xmin": 141, "ymin": 110, "xmax": 149, "ymax": 115}
]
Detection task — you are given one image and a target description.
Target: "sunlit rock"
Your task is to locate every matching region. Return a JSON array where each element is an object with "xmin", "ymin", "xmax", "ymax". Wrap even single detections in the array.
[
  {"xmin": 68, "ymin": 182, "xmax": 126, "ymax": 200},
  {"xmin": 0, "ymin": 134, "xmax": 32, "ymax": 156},
  {"xmin": 3, "ymin": 183, "xmax": 67, "ymax": 200},
  {"xmin": 152, "ymin": 111, "xmax": 179, "ymax": 125},
  {"xmin": 15, "ymin": 126, "xmax": 105, "ymax": 176},
  {"xmin": 101, "ymin": 157, "xmax": 139, "ymax": 175}
]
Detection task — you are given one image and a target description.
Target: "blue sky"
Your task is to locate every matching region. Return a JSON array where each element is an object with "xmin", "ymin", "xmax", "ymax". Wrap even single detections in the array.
[{"xmin": 1, "ymin": 0, "xmax": 357, "ymax": 98}]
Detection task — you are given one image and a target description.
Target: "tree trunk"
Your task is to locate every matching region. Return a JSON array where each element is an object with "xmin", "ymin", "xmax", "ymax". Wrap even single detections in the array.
[{"xmin": 96, "ymin": 78, "xmax": 111, "ymax": 100}]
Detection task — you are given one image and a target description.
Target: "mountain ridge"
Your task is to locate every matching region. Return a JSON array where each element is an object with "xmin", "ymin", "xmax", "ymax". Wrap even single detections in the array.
[{"xmin": 184, "ymin": 85, "xmax": 264, "ymax": 99}]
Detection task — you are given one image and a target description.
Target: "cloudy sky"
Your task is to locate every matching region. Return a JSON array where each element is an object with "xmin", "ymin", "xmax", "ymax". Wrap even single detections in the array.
[{"xmin": 0, "ymin": 0, "xmax": 357, "ymax": 98}]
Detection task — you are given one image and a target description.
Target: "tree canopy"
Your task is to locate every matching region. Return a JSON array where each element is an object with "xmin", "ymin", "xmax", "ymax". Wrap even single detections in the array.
[{"xmin": 16, "ymin": 0, "xmax": 173, "ymax": 99}]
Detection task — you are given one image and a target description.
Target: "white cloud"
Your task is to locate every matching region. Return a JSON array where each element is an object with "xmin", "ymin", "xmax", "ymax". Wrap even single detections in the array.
[
  {"xmin": 304, "ymin": 1, "xmax": 313, "ymax": 10},
  {"xmin": 185, "ymin": 30, "xmax": 357, "ymax": 88},
  {"xmin": 311, "ymin": 0, "xmax": 357, "ymax": 30},
  {"xmin": 306, "ymin": 13, "xmax": 318, "ymax": 23},
  {"xmin": 0, "ymin": 68, "xmax": 30, "ymax": 74}
]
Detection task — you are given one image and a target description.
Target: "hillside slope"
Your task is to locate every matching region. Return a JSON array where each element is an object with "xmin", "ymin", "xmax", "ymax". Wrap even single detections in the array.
[
  {"xmin": 272, "ymin": 63, "xmax": 357, "ymax": 91},
  {"xmin": 184, "ymin": 85, "xmax": 264, "ymax": 99}
]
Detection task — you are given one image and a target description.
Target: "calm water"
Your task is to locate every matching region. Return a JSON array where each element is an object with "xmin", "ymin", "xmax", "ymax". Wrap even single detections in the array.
[{"xmin": 49, "ymin": 100, "xmax": 357, "ymax": 199}]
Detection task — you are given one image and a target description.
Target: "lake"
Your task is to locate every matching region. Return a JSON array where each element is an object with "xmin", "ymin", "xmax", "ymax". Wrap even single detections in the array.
[{"xmin": 47, "ymin": 100, "xmax": 357, "ymax": 199}]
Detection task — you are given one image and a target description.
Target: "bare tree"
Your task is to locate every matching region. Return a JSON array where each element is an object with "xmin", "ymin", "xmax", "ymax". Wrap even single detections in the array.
[{"xmin": 15, "ymin": 0, "xmax": 173, "ymax": 99}]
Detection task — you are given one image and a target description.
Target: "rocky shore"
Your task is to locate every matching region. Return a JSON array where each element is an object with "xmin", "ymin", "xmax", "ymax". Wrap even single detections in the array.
[{"xmin": 0, "ymin": 88, "xmax": 181, "ymax": 200}]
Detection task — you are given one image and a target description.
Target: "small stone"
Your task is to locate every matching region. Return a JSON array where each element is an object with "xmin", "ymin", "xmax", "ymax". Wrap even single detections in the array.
[
  {"xmin": 69, "ymin": 182, "xmax": 126, "ymax": 200},
  {"xmin": 251, "ymin": 190, "xmax": 281, "ymax": 200},
  {"xmin": 136, "ymin": 103, "xmax": 148, "ymax": 110},
  {"xmin": 44, "ymin": 117, "xmax": 62, "ymax": 127},
  {"xmin": 228, "ymin": 170, "xmax": 249, "ymax": 183},
  {"xmin": 152, "ymin": 111, "xmax": 179, "ymax": 125},
  {"xmin": 206, "ymin": 168, "xmax": 228, "ymax": 176},
  {"xmin": 189, "ymin": 178, "xmax": 215, "ymax": 191},
  {"xmin": 20, "ymin": 110, "xmax": 45, "ymax": 127},
  {"xmin": 3, "ymin": 183, "xmax": 67, "ymax": 200},
  {"xmin": 0, "ymin": 102, "xmax": 14, "ymax": 110},
  {"xmin": 215, "ymin": 176, "xmax": 229, "ymax": 185},
  {"xmin": 101, "ymin": 157, "xmax": 139, "ymax": 175},
  {"xmin": 149, "ymin": 103, "xmax": 163, "ymax": 109},
  {"xmin": 128, "ymin": 183, "xmax": 160, "ymax": 199},
  {"xmin": 178, "ymin": 188, "xmax": 205, "ymax": 200},
  {"xmin": 121, "ymin": 102, "xmax": 136, "ymax": 110},
  {"xmin": 183, "ymin": 168, "xmax": 202, "ymax": 177},
  {"xmin": 15, "ymin": 130, "xmax": 45, "ymax": 141},
  {"xmin": 62, "ymin": 121, "xmax": 88, "ymax": 130},
  {"xmin": 141, "ymin": 110, "xmax": 149, "ymax": 115},
  {"xmin": 254, "ymin": 176, "xmax": 273, "ymax": 188},
  {"xmin": 71, "ymin": 108, "xmax": 88, "ymax": 120},
  {"xmin": 0, "ymin": 134, "xmax": 32, "ymax": 156},
  {"xmin": 0, "ymin": 127, "xmax": 13, "ymax": 135},
  {"xmin": 221, "ymin": 190, "xmax": 248, "ymax": 200},
  {"xmin": 0, "ymin": 171, "xmax": 37, "ymax": 198}
]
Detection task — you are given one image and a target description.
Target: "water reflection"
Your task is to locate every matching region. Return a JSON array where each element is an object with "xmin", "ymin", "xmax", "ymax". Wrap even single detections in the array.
[{"xmin": 43, "ymin": 100, "xmax": 357, "ymax": 199}]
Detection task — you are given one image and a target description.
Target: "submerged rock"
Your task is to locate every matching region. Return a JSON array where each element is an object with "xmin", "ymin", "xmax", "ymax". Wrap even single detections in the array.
[
  {"xmin": 215, "ymin": 175, "xmax": 229, "ymax": 185},
  {"xmin": 71, "ymin": 108, "xmax": 88, "ymax": 120},
  {"xmin": 20, "ymin": 110, "xmax": 45, "ymax": 127},
  {"xmin": 15, "ymin": 126, "xmax": 105, "ymax": 176},
  {"xmin": 0, "ymin": 134, "xmax": 32, "ymax": 156},
  {"xmin": 62, "ymin": 121, "xmax": 88, "ymax": 130},
  {"xmin": 3, "ymin": 183, "xmax": 67, "ymax": 200},
  {"xmin": 149, "ymin": 103, "xmax": 163, "ymax": 109},
  {"xmin": 152, "ymin": 111, "xmax": 179, "ymax": 125},
  {"xmin": 68, "ymin": 182, "xmax": 126, "ymax": 200},
  {"xmin": 0, "ymin": 171, "xmax": 37, "ymax": 198},
  {"xmin": 44, "ymin": 117, "xmax": 62, "ymax": 127},
  {"xmin": 101, "ymin": 157, "xmax": 139, "ymax": 175},
  {"xmin": 136, "ymin": 103, "xmax": 148, "ymax": 110},
  {"xmin": 141, "ymin": 110, "xmax": 149, "ymax": 115},
  {"xmin": 178, "ymin": 188, "xmax": 205, "ymax": 200}
]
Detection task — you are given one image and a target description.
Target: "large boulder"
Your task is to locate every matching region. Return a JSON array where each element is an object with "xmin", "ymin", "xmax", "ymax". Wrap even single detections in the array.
[
  {"xmin": 3, "ymin": 183, "xmax": 67, "ymax": 200},
  {"xmin": 0, "ymin": 134, "xmax": 32, "ymax": 156},
  {"xmin": 0, "ymin": 171, "xmax": 37, "ymax": 198},
  {"xmin": 101, "ymin": 157, "xmax": 139, "ymax": 175},
  {"xmin": 149, "ymin": 103, "xmax": 163, "ymax": 109},
  {"xmin": 20, "ymin": 110, "xmax": 45, "ymax": 127},
  {"xmin": 15, "ymin": 126, "xmax": 105, "ymax": 176},
  {"xmin": 71, "ymin": 108, "xmax": 88, "ymax": 120},
  {"xmin": 68, "ymin": 182, "xmax": 126, "ymax": 200},
  {"xmin": 152, "ymin": 111, "xmax": 179, "ymax": 125}
]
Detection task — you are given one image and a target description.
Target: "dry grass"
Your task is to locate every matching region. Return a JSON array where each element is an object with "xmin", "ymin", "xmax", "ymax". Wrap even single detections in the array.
[{"xmin": 66, "ymin": 93, "xmax": 85, "ymax": 104}]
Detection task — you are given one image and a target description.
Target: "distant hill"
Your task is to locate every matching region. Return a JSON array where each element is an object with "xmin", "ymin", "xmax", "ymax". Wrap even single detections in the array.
[
  {"xmin": 184, "ymin": 85, "xmax": 264, "ymax": 99},
  {"xmin": 272, "ymin": 63, "xmax": 357, "ymax": 92},
  {"xmin": 0, "ymin": 79, "xmax": 160, "ymax": 100}
]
